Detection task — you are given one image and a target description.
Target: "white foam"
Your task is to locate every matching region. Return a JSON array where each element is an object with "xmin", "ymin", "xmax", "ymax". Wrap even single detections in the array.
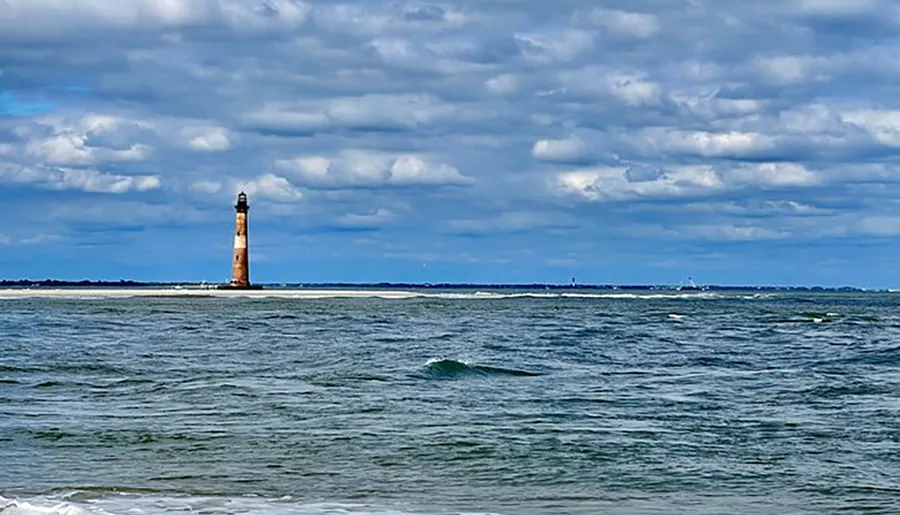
[
  {"xmin": 424, "ymin": 357, "xmax": 471, "ymax": 366},
  {"xmin": 0, "ymin": 494, "xmax": 502, "ymax": 515},
  {"xmin": 0, "ymin": 288, "xmax": 745, "ymax": 301},
  {"xmin": 0, "ymin": 498, "xmax": 89, "ymax": 515}
]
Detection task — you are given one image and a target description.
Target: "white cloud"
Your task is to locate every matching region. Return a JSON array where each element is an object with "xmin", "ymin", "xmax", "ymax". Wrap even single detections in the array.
[
  {"xmin": 554, "ymin": 162, "xmax": 817, "ymax": 202},
  {"xmin": 0, "ymin": 0, "xmax": 312, "ymax": 38},
  {"xmin": 240, "ymin": 109, "xmax": 330, "ymax": 133},
  {"xmin": 680, "ymin": 200, "xmax": 833, "ymax": 216},
  {"xmin": 643, "ymin": 129, "xmax": 776, "ymax": 158},
  {"xmin": 12, "ymin": 114, "xmax": 153, "ymax": 166},
  {"xmin": 778, "ymin": 103, "xmax": 846, "ymax": 133},
  {"xmin": 554, "ymin": 166, "xmax": 716, "ymax": 202},
  {"xmin": 531, "ymin": 136, "xmax": 584, "ymax": 162},
  {"xmin": 672, "ymin": 93, "xmax": 765, "ymax": 119},
  {"xmin": 792, "ymin": 0, "xmax": 883, "ymax": 18},
  {"xmin": 390, "ymin": 156, "xmax": 470, "ymax": 185},
  {"xmin": 726, "ymin": 163, "xmax": 818, "ymax": 187},
  {"xmin": 1, "ymin": 0, "xmax": 208, "ymax": 30},
  {"xmin": 369, "ymin": 37, "xmax": 417, "ymax": 63},
  {"xmin": 485, "ymin": 74, "xmax": 518, "ymax": 95},
  {"xmin": 622, "ymin": 220, "xmax": 794, "ymax": 241},
  {"xmin": 179, "ymin": 126, "xmax": 231, "ymax": 152},
  {"xmin": 275, "ymin": 151, "xmax": 473, "ymax": 188},
  {"xmin": 277, "ymin": 150, "xmax": 389, "ymax": 185},
  {"xmin": 190, "ymin": 180, "xmax": 223, "ymax": 195},
  {"xmin": 604, "ymin": 73, "xmax": 662, "ymax": 106},
  {"xmin": 25, "ymin": 133, "xmax": 151, "ymax": 165},
  {"xmin": 368, "ymin": 37, "xmax": 490, "ymax": 74},
  {"xmin": 854, "ymin": 215, "xmax": 900, "ymax": 236},
  {"xmin": 0, "ymin": 164, "xmax": 161, "ymax": 193},
  {"xmin": 681, "ymin": 63, "xmax": 722, "ymax": 86},
  {"xmin": 313, "ymin": 3, "xmax": 468, "ymax": 35},
  {"xmin": 326, "ymin": 94, "xmax": 454, "ymax": 128},
  {"xmin": 233, "ymin": 173, "xmax": 303, "ymax": 202},
  {"xmin": 241, "ymin": 93, "xmax": 473, "ymax": 133},
  {"xmin": 753, "ymin": 55, "xmax": 831, "ymax": 86},
  {"xmin": 841, "ymin": 109, "xmax": 900, "ymax": 146},
  {"xmin": 23, "ymin": 122, "xmax": 152, "ymax": 165},
  {"xmin": 588, "ymin": 9, "xmax": 660, "ymax": 38},
  {"xmin": 560, "ymin": 67, "xmax": 661, "ymax": 106},
  {"xmin": 285, "ymin": 156, "xmax": 333, "ymax": 181},
  {"xmin": 514, "ymin": 29, "xmax": 595, "ymax": 64}
]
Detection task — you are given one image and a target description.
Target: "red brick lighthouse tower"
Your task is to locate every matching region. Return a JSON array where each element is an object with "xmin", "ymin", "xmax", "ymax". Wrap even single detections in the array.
[{"xmin": 219, "ymin": 192, "xmax": 261, "ymax": 289}]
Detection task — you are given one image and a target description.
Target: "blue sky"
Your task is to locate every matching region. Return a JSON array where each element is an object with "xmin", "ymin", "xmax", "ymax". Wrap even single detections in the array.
[{"xmin": 2, "ymin": 0, "xmax": 900, "ymax": 287}]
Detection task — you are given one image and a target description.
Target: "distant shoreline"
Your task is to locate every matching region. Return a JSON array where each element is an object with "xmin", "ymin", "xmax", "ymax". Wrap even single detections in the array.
[
  {"xmin": 0, "ymin": 279, "xmax": 875, "ymax": 292},
  {"xmin": 0, "ymin": 288, "xmax": 427, "ymax": 299}
]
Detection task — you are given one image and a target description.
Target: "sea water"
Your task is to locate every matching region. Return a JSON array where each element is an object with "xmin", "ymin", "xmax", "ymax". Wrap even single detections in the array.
[{"xmin": 1, "ymin": 290, "xmax": 899, "ymax": 514}]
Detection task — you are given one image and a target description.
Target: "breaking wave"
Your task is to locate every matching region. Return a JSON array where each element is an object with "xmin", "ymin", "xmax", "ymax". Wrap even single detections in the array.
[
  {"xmin": 0, "ymin": 289, "xmax": 748, "ymax": 301},
  {"xmin": 422, "ymin": 358, "xmax": 541, "ymax": 378},
  {"xmin": 0, "ymin": 494, "xmax": 496, "ymax": 515}
]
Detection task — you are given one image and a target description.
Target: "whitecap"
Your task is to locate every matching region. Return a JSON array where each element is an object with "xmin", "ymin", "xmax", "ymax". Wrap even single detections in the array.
[
  {"xmin": 0, "ymin": 499, "xmax": 89, "ymax": 515},
  {"xmin": 0, "ymin": 288, "xmax": 733, "ymax": 302},
  {"xmin": 0, "ymin": 494, "xmax": 504, "ymax": 515}
]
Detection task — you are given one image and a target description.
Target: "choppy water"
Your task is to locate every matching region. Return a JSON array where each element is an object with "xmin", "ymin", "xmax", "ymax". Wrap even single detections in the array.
[{"xmin": 1, "ymin": 290, "xmax": 899, "ymax": 515}]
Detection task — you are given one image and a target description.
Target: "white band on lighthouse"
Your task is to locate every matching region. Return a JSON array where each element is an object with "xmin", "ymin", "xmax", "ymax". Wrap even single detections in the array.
[{"xmin": 234, "ymin": 235, "xmax": 247, "ymax": 249}]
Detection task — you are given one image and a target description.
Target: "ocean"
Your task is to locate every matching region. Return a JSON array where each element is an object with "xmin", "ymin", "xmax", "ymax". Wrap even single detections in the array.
[{"xmin": 1, "ymin": 289, "xmax": 898, "ymax": 514}]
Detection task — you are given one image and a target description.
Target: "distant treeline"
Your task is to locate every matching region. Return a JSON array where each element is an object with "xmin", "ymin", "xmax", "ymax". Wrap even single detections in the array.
[{"xmin": 0, "ymin": 279, "xmax": 866, "ymax": 292}]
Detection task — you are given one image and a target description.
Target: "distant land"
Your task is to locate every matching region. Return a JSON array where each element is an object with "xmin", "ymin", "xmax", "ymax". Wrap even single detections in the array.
[{"xmin": 0, "ymin": 279, "xmax": 872, "ymax": 292}]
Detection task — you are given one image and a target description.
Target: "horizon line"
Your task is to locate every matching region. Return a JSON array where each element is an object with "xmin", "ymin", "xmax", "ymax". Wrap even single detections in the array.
[{"xmin": 0, "ymin": 278, "xmax": 882, "ymax": 291}]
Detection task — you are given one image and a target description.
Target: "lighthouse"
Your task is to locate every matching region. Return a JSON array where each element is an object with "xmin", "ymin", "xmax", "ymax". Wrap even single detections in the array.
[
  {"xmin": 219, "ymin": 192, "xmax": 261, "ymax": 289},
  {"xmin": 231, "ymin": 191, "xmax": 250, "ymax": 287}
]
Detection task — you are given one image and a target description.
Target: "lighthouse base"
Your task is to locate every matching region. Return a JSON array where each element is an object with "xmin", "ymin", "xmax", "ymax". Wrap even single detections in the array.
[{"xmin": 216, "ymin": 283, "xmax": 264, "ymax": 290}]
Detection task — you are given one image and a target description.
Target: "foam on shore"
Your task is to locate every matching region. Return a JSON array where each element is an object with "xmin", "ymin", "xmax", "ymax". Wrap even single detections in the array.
[
  {"xmin": 0, "ymin": 288, "xmax": 425, "ymax": 299},
  {"xmin": 0, "ymin": 288, "xmax": 745, "ymax": 301}
]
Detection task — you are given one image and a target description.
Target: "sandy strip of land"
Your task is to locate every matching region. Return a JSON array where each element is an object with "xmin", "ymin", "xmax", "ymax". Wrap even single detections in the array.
[{"xmin": 0, "ymin": 288, "xmax": 426, "ymax": 299}]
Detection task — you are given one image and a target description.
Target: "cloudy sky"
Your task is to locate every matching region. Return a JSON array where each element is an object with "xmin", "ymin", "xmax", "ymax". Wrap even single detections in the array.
[{"xmin": 2, "ymin": 0, "xmax": 900, "ymax": 287}]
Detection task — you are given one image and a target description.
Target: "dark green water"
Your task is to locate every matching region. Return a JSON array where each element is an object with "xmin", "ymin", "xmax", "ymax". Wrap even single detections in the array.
[{"xmin": 1, "ymin": 290, "xmax": 899, "ymax": 514}]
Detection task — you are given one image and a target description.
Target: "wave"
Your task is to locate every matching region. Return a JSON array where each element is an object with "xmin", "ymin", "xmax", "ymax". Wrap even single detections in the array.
[
  {"xmin": 0, "ymin": 494, "xmax": 494, "ymax": 515},
  {"xmin": 422, "ymin": 358, "xmax": 540, "ymax": 379},
  {"xmin": 0, "ymin": 288, "xmax": 752, "ymax": 301}
]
